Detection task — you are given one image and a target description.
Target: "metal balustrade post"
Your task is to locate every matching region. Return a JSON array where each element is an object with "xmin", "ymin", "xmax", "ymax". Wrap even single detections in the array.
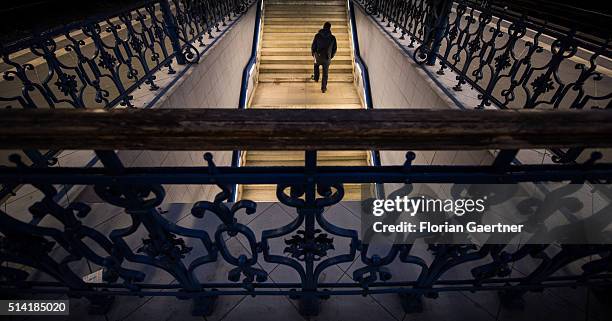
[
  {"xmin": 3, "ymin": 1, "xmax": 612, "ymax": 315},
  {"xmin": 160, "ymin": 0, "xmax": 187, "ymax": 65},
  {"xmin": 299, "ymin": 150, "xmax": 321, "ymax": 316},
  {"xmin": 0, "ymin": 150, "xmax": 116, "ymax": 314},
  {"xmin": 94, "ymin": 150, "xmax": 216, "ymax": 316}
]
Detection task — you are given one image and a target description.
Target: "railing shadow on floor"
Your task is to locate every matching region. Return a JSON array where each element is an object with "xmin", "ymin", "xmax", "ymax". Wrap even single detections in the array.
[
  {"xmin": 357, "ymin": 0, "xmax": 612, "ymax": 110},
  {"xmin": 0, "ymin": 108, "xmax": 611, "ymax": 316}
]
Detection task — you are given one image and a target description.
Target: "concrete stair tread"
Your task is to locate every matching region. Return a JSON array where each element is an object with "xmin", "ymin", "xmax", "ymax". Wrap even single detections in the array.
[
  {"xmin": 265, "ymin": 22, "xmax": 348, "ymax": 26},
  {"xmin": 263, "ymin": 33, "xmax": 349, "ymax": 39},
  {"xmin": 246, "ymin": 159, "xmax": 368, "ymax": 166},
  {"xmin": 265, "ymin": 5, "xmax": 346, "ymax": 11},
  {"xmin": 261, "ymin": 48, "xmax": 351, "ymax": 55},
  {"xmin": 263, "ymin": 27, "xmax": 348, "ymax": 33},
  {"xmin": 249, "ymin": 82, "xmax": 362, "ymax": 107},
  {"xmin": 243, "ymin": 184, "xmax": 363, "ymax": 189},
  {"xmin": 260, "ymin": 56, "xmax": 352, "ymax": 64},
  {"xmin": 264, "ymin": 12, "xmax": 346, "ymax": 18},
  {"xmin": 251, "ymin": 103, "xmax": 363, "ymax": 108},
  {"xmin": 260, "ymin": 68, "xmax": 352, "ymax": 75},
  {"xmin": 262, "ymin": 40, "xmax": 350, "ymax": 44},
  {"xmin": 263, "ymin": 38, "xmax": 349, "ymax": 43},
  {"xmin": 263, "ymin": 23, "xmax": 350, "ymax": 28},
  {"xmin": 263, "ymin": 31, "xmax": 349, "ymax": 34},
  {"xmin": 266, "ymin": 0, "xmax": 346, "ymax": 6},
  {"xmin": 251, "ymin": 96, "xmax": 362, "ymax": 104},
  {"xmin": 265, "ymin": 17, "xmax": 347, "ymax": 22},
  {"xmin": 267, "ymin": 6, "xmax": 344, "ymax": 9},
  {"xmin": 247, "ymin": 151, "xmax": 367, "ymax": 159},
  {"xmin": 246, "ymin": 154, "xmax": 368, "ymax": 162},
  {"xmin": 260, "ymin": 63, "xmax": 352, "ymax": 68},
  {"xmin": 264, "ymin": 25, "xmax": 348, "ymax": 28},
  {"xmin": 258, "ymin": 73, "xmax": 353, "ymax": 82},
  {"xmin": 265, "ymin": 10, "xmax": 345, "ymax": 15},
  {"xmin": 260, "ymin": 54, "xmax": 353, "ymax": 60},
  {"xmin": 262, "ymin": 44, "xmax": 349, "ymax": 48},
  {"xmin": 241, "ymin": 183, "xmax": 363, "ymax": 202},
  {"xmin": 264, "ymin": 10, "xmax": 346, "ymax": 13}
]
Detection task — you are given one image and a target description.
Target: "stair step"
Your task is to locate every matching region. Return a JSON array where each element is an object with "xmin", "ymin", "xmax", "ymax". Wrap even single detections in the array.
[
  {"xmin": 260, "ymin": 53, "xmax": 352, "ymax": 58},
  {"xmin": 259, "ymin": 64, "xmax": 353, "ymax": 73},
  {"xmin": 265, "ymin": 17, "xmax": 347, "ymax": 23},
  {"xmin": 263, "ymin": 22, "xmax": 349, "ymax": 27},
  {"xmin": 265, "ymin": 9, "xmax": 345, "ymax": 15},
  {"xmin": 265, "ymin": 1, "xmax": 346, "ymax": 6},
  {"xmin": 245, "ymin": 151, "xmax": 368, "ymax": 161},
  {"xmin": 247, "ymin": 159, "xmax": 368, "ymax": 166},
  {"xmin": 263, "ymin": 24, "xmax": 349, "ymax": 31},
  {"xmin": 258, "ymin": 73, "xmax": 354, "ymax": 82},
  {"xmin": 246, "ymin": 151, "xmax": 368, "ymax": 161},
  {"xmin": 264, "ymin": 4, "xmax": 346, "ymax": 14},
  {"xmin": 263, "ymin": 26, "xmax": 348, "ymax": 33},
  {"xmin": 241, "ymin": 183, "xmax": 363, "ymax": 202},
  {"xmin": 266, "ymin": 14, "xmax": 347, "ymax": 19},
  {"xmin": 261, "ymin": 48, "xmax": 351, "ymax": 56},
  {"xmin": 260, "ymin": 56, "xmax": 352, "ymax": 64},
  {"xmin": 251, "ymin": 103, "xmax": 363, "ymax": 108},
  {"xmin": 262, "ymin": 40, "xmax": 350, "ymax": 48},
  {"xmin": 265, "ymin": 5, "xmax": 346, "ymax": 11},
  {"xmin": 263, "ymin": 33, "xmax": 349, "ymax": 40}
]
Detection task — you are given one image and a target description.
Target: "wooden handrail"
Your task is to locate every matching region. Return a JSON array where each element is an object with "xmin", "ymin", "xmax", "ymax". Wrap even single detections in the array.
[{"xmin": 0, "ymin": 108, "xmax": 611, "ymax": 150}]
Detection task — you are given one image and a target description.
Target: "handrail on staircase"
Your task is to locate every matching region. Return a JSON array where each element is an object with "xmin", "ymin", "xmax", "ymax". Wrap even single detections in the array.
[
  {"xmin": 348, "ymin": 0, "xmax": 374, "ymax": 110},
  {"xmin": 348, "ymin": 0, "xmax": 383, "ymax": 197},
  {"xmin": 234, "ymin": 0, "xmax": 264, "ymax": 201},
  {"xmin": 238, "ymin": 0, "xmax": 264, "ymax": 109}
]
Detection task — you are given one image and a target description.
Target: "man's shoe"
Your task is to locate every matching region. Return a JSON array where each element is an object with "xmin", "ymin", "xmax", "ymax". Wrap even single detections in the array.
[
  {"xmin": 311, "ymin": 75, "xmax": 318, "ymax": 82},
  {"xmin": 322, "ymin": 88, "xmax": 327, "ymax": 93}
]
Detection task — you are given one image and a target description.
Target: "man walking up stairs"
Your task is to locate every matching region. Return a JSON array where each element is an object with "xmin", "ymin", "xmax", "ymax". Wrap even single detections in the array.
[{"xmin": 311, "ymin": 22, "xmax": 338, "ymax": 93}]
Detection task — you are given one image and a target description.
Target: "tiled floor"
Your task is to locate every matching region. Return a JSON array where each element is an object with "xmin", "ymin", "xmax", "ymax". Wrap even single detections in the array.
[{"xmin": 19, "ymin": 195, "xmax": 609, "ymax": 321}]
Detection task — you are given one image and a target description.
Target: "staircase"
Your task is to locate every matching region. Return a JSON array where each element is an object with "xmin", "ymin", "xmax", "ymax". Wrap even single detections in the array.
[
  {"xmin": 251, "ymin": 0, "xmax": 361, "ymax": 108},
  {"xmin": 240, "ymin": 0, "xmax": 369, "ymax": 201},
  {"xmin": 258, "ymin": 0, "xmax": 353, "ymax": 84}
]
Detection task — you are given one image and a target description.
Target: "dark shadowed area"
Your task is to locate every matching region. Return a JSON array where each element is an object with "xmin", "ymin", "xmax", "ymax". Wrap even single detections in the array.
[
  {"xmin": 0, "ymin": 0, "xmax": 609, "ymax": 44},
  {"xmin": 0, "ymin": 0, "xmax": 146, "ymax": 43}
]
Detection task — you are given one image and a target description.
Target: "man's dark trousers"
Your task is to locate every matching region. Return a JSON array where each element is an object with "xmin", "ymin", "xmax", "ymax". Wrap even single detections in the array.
[{"xmin": 313, "ymin": 55, "xmax": 330, "ymax": 91}]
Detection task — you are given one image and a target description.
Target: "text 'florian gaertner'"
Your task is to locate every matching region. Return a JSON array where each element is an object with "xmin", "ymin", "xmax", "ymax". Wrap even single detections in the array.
[{"xmin": 369, "ymin": 196, "xmax": 524, "ymax": 234}]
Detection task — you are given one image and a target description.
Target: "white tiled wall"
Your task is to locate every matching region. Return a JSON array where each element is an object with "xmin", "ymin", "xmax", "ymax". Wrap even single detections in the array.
[
  {"xmin": 354, "ymin": 6, "xmax": 451, "ymax": 110},
  {"xmin": 154, "ymin": 3, "xmax": 256, "ymax": 108},
  {"xmin": 353, "ymin": 5, "xmax": 494, "ymax": 168}
]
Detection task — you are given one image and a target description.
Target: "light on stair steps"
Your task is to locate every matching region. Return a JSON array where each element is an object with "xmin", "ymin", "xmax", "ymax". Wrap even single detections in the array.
[{"xmin": 241, "ymin": 0, "xmax": 369, "ymax": 201}]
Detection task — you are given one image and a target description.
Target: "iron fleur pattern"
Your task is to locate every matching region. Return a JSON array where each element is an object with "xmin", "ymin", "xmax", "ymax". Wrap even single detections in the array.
[
  {"xmin": 0, "ymin": 0, "xmax": 611, "ymax": 318},
  {"xmin": 357, "ymin": 0, "xmax": 612, "ymax": 109},
  {"xmin": 0, "ymin": 0, "xmax": 253, "ymax": 109},
  {"xmin": 1, "ymin": 150, "xmax": 612, "ymax": 316}
]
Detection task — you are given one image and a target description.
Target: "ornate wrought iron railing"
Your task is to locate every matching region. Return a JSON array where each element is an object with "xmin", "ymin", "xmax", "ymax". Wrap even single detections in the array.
[
  {"xmin": 0, "ymin": 108, "xmax": 612, "ymax": 316},
  {"xmin": 356, "ymin": 0, "xmax": 612, "ymax": 110},
  {"xmin": 0, "ymin": 0, "xmax": 252, "ymax": 109}
]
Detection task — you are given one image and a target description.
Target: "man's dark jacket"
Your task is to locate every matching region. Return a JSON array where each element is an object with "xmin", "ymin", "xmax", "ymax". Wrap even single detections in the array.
[{"xmin": 311, "ymin": 28, "xmax": 337, "ymax": 62}]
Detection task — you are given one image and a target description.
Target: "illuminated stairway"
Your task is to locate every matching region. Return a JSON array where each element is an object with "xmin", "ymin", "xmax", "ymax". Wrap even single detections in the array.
[
  {"xmin": 252, "ymin": 0, "xmax": 360, "ymax": 108},
  {"xmin": 240, "ymin": 0, "xmax": 369, "ymax": 201}
]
